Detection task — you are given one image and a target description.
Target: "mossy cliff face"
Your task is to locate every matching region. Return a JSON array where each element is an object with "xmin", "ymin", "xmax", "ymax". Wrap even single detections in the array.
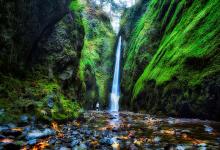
[
  {"xmin": 0, "ymin": 0, "xmax": 71, "ymax": 73},
  {"xmin": 121, "ymin": 0, "xmax": 220, "ymax": 120},
  {"xmin": 77, "ymin": 0, "xmax": 116, "ymax": 109},
  {"xmin": 0, "ymin": 0, "xmax": 84, "ymax": 123}
]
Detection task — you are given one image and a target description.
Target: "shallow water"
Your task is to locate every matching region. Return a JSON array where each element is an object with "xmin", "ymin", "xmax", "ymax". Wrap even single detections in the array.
[
  {"xmin": 82, "ymin": 111, "xmax": 220, "ymax": 149},
  {"xmin": 1, "ymin": 111, "xmax": 220, "ymax": 149}
]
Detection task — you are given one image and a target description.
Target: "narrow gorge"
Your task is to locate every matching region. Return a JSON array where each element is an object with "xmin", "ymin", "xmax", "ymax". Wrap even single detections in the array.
[{"xmin": 0, "ymin": 0, "xmax": 220, "ymax": 149}]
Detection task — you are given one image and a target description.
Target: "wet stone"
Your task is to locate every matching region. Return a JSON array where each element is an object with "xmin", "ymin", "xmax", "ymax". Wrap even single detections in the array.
[
  {"xmin": 181, "ymin": 129, "xmax": 191, "ymax": 134},
  {"xmin": 85, "ymin": 141, "xmax": 90, "ymax": 147},
  {"xmin": 6, "ymin": 123, "xmax": 16, "ymax": 129},
  {"xmin": 164, "ymin": 144, "xmax": 177, "ymax": 150},
  {"xmin": 27, "ymin": 139, "xmax": 38, "ymax": 145},
  {"xmin": 216, "ymin": 137, "xmax": 220, "ymax": 142},
  {"xmin": 59, "ymin": 146, "xmax": 71, "ymax": 150},
  {"xmin": 112, "ymin": 127, "xmax": 118, "ymax": 132},
  {"xmin": 73, "ymin": 143, "xmax": 87, "ymax": 150},
  {"xmin": 99, "ymin": 137, "xmax": 114, "ymax": 145},
  {"xmin": 2, "ymin": 111, "xmax": 220, "ymax": 149},
  {"xmin": 102, "ymin": 130, "xmax": 110, "ymax": 137},
  {"xmin": 71, "ymin": 139, "xmax": 80, "ymax": 147},
  {"xmin": 61, "ymin": 138, "xmax": 72, "ymax": 143},
  {"xmin": 2, "ymin": 142, "xmax": 21, "ymax": 150},
  {"xmin": 130, "ymin": 144, "xmax": 138, "ymax": 150},
  {"xmin": 0, "ymin": 134, "xmax": 6, "ymax": 139},
  {"xmin": 2, "ymin": 129, "xmax": 22, "ymax": 137},
  {"xmin": 26, "ymin": 128, "xmax": 55, "ymax": 140},
  {"xmin": 49, "ymin": 138, "xmax": 56, "ymax": 145},
  {"xmin": 0, "ymin": 126, "xmax": 9, "ymax": 132},
  {"xmin": 19, "ymin": 115, "xmax": 29, "ymax": 124},
  {"xmin": 153, "ymin": 136, "xmax": 161, "ymax": 143},
  {"xmin": 204, "ymin": 125, "xmax": 213, "ymax": 133},
  {"xmin": 72, "ymin": 131, "xmax": 79, "ymax": 135},
  {"xmin": 47, "ymin": 96, "xmax": 54, "ymax": 108}
]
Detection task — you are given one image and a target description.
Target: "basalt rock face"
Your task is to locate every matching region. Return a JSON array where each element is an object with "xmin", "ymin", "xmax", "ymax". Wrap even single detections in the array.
[
  {"xmin": 0, "ymin": 0, "xmax": 85, "ymax": 95},
  {"xmin": 121, "ymin": 0, "xmax": 220, "ymax": 120},
  {"xmin": 32, "ymin": 11, "xmax": 84, "ymax": 98},
  {"xmin": 0, "ymin": 0, "xmax": 72, "ymax": 73},
  {"xmin": 120, "ymin": 0, "xmax": 149, "ymax": 109},
  {"xmin": 0, "ymin": 0, "xmax": 85, "ymax": 122}
]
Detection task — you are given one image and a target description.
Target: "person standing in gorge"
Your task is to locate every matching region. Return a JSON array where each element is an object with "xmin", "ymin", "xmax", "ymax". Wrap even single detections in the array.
[{"xmin": 96, "ymin": 102, "xmax": 100, "ymax": 111}]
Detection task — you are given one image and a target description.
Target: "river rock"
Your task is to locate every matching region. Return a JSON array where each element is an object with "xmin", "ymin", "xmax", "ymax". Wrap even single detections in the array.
[
  {"xmin": 47, "ymin": 96, "xmax": 54, "ymax": 108},
  {"xmin": 216, "ymin": 137, "xmax": 220, "ymax": 143},
  {"xmin": 71, "ymin": 139, "xmax": 80, "ymax": 147},
  {"xmin": 181, "ymin": 129, "xmax": 191, "ymax": 134},
  {"xmin": 60, "ymin": 146, "xmax": 71, "ymax": 150},
  {"xmin": 6, "ymin": 123, "xmax": 16, "ymax": 129},
  {"xmin": 0, "ymin": 126, "xmax": 9, "ymax": 132},
  {"xmin": 19, "ymin": 115, "xmax": 29, "ymax": 123},
  {"xmin": 204, "ymin": 125, "xmax": 213, "ymax": 133},
  {"xmin": 49, "ymin": 138, "xmax": 56, "ymax": 145},
  {"xmin": 0, "ymin": 109, "xmax": 4, "ymax": 115},
  {"xmin": 100, "ymin": 137, "xmax": 114, "ymax": 145},
  {"xmin": 72, "ymin": 131, "xmax": 79, "ymax": 135},
  {"xmin": 26, "ymin": 128, "xmax": 55, "ymax": 140},
  {"xmin": 153, "ymin": 136, "xmax": 161, "ymax": 143},
  {"xmin": 102, "ymin": 130, "xmax": 110, "ymax": 137},
  {"xmin": 27, "ymin": 139, "xmax": 38, "ymax": 145},
  {"xmin": 2, "ymin": 142, "xmax": 21, "ymax": 150},
  {"xmin": 73, "ymin": 143, "xmax": 87, "ymax": 150},
  {"xmin": 112, "ymin": 127, "xmax": 119, "ymax": 132},
  {"xmin": 2, "ymin": 129, "xmax": 22, "ymax": 137},
  {"xmin": 164, "ymin": 144, "xmax": 176, "ymax": 150},
  {"xmin": 0, "ymin": 134, "xmax": 6, "ymax": 139}
]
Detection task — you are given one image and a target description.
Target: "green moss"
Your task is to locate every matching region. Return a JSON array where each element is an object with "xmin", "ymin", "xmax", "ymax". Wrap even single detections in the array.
[
  {"xmin": 121, "ymin": 4, "xmax": 160, "ymax": 93},
  {"xmin": 77, "ymin": 4, "xmax": 115, "ymax": 105},
  {"xmin": 121, "ymin": 0, "xmax": 220, "ymax": 99},
  {"xmin": 69, "ymin": 0, "xmax": 85, "ymax": 12},
  {"xmin": 0, "ymin": 73, "xmax": 81, "ymax": 123},
  {"xmin": 50, "ymin": 95, "xmax": 80, "ymax": 120}
]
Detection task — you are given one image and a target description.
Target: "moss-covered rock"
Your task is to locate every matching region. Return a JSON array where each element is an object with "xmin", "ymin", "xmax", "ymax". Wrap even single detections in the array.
[
  {"xmin": 0, "ymin": 0, "xmax": 84, "ymax": 123},
  {"xmin": 76, "ymin": 0, "xmax": 116, "ymax": 109},
  {"xmin": 0, "ymin": 74, "xmax": 81, "ymax": 123},
  {"xmin": 121, "ymin": 0, "xmax": 220, "ymax": 120},
  {"xmin": 0, "ymin": 0, "xmax": 71, "ymax": 73}
]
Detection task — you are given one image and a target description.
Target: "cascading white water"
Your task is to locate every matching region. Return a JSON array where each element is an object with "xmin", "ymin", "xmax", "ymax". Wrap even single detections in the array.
[{"xmin": 110, "ymin": 36, "xmax": 122, "ymax": 112}]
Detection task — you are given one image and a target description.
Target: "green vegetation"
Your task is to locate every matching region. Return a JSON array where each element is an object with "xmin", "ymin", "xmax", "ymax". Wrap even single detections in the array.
[
  {"xmin": 0, "ymin": 0, "xmax": 115, "ymax": 123},
  {"xmin": 77, "ymin": 2, "xmax": 115, "ymax": 106},
  {"xmin": 69, "ymin": 0, "xmax": 85, "ymax": 12},
  {"xmin": 0, "ymin": 73, "xmax": 81, "ymax": 123},
  {"xmin": 133, "ymin": 0, "xmax": 220, "ymax": 97},
  {"xmin": 121, "ymin": 0, "xmax": 220, "ymax": 119}
]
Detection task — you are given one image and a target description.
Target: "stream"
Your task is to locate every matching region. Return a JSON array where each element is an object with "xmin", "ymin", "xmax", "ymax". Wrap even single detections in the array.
[{"xmin": 0, "ymin": 111, "xmax": 220, "ymax": 149}]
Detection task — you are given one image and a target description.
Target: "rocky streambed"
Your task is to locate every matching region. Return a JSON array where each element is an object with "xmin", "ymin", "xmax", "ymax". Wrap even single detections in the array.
[{"xmin": 0, "ymin": 111, "xmax": 220, "ymax": 150}]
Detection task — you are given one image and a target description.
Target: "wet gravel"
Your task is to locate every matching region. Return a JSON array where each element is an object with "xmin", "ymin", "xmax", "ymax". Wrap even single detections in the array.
[{"xmin": 0, "ymin": 111, "xmax": 220, "ymax": 150}]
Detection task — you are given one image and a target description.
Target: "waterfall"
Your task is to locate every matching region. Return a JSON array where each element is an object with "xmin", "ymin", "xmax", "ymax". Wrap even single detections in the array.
[
  {"xmin": 110, "ymin": 36, "xmax": 122, "ymax": 112},
  {"xmin": 91, "ymin": 0, "xmax": 136, "ymax": 112}
]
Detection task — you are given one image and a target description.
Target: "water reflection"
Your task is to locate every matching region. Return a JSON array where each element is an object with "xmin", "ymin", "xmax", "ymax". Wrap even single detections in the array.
[
  {"xmin": 108, "ymin": 111, "xmax": 121, "ymax": 128},
  {"xmin": 83, "ymin": 111, "xmax": 220, "ymax": 149},
  {"xmin": 204, "ymin": 124, "xmax": 213, "ymax": 134}
]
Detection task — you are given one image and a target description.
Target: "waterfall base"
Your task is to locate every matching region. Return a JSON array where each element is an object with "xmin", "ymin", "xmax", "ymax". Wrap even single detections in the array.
[{"xmin": 110, "ymin": 93, "xmax": 119, "ymax": 112}]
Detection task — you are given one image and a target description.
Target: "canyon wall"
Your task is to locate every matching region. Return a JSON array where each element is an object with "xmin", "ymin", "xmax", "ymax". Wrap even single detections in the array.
[{"xmin": 121, "ymin": 0, "xmax": 220, "ymax": 120}]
